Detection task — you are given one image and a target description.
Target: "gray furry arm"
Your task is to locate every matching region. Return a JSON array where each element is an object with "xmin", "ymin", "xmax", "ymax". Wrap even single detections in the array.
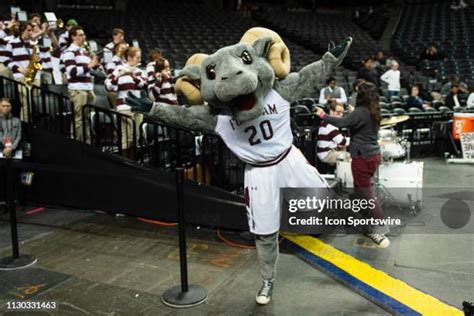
[
  {"xmin": 148, "ymin": 103, "xmax": 218, "ymax": 133},
  {"xmin": 277, "ymin": 52, "xmax": 342, "ymax": 103}
]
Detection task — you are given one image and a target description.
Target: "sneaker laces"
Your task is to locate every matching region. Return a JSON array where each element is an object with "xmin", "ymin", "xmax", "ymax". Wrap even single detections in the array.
[
  {"xmin": 368, "ymin": 233, "xmax": 385, "ymax": 244},
  {"xmin": 258, "ymin": 280, "xmax": 273, "ymax": 297}
]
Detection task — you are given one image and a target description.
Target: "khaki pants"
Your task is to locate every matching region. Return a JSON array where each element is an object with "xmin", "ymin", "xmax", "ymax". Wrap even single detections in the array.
[
  {"xmin": 117, "ymin": 108, "xmax": 143, "ymax": 151},
  {"xmin": 69, "ymin": 89, "xmax": 96, "ymax": 142},
  {"xmin": 431, "ymin": 91, "xmax": 443, "ymax": 103},
  {"xmin": 40, "ymin": 71, "xmax": 53, "ymax": 85},
  {"xmin": 321, "ymin": 149, "xmax": 350, "ymax": 165},
  {"xmin": 106, "ymin": 92, "xmax": 117, "ymax": 109},
  {"xmin": 0, "ymin": 63, "xmax": 12, "ymax": 78},
  {"xmin": 16, "ymin": 77, "xmax": 40, "ymax": 123}
]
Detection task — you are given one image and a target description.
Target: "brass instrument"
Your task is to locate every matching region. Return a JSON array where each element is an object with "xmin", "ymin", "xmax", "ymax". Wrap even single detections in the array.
[
  {"xmin": 56, "ymin": 19, "xmax": 64, "ymax": 29},
  {"xmin": 47, "ymin": 18, "xmax": 64, "ymax": 30},
  {"xmin": 83, "ymin": 40, "xmax": 103, "ymax": 57},
  {"xmin": 25, "ymin": 43, "xmax": 42, "ymax": 85},
  {"xmin": 83, "ymin": 41, "xmax": 107, "ymax": 79},
  {"xmin": 83, "ymin": 40, "xmax": 92, "ymax": 57}
]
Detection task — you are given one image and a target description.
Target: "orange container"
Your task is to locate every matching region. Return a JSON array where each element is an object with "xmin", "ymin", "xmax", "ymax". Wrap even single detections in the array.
[{"xmin": 452, "ymin": 113, "xmax": 474, "ymax": 140}]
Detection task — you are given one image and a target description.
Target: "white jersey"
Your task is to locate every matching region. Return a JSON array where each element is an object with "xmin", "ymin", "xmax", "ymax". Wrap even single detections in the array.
[{"xmin": 214, "ymin": 89, "xmax": 293, "ymax": 165}]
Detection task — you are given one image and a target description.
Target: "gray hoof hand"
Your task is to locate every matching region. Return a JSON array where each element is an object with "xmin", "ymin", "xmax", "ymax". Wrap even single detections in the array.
[
  {"xmin": 125, "ymin": 91, "xmax": 153, "ymax": 113},
  {"xmin": 330, "ymin": 37, "xmax": 352, "ymax": 58}
]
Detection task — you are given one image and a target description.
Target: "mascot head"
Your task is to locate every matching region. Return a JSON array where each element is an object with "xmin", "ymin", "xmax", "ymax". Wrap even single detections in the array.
[{"xmin": 175, "ymin": 28, "xmax": 291, "ymax": 122}]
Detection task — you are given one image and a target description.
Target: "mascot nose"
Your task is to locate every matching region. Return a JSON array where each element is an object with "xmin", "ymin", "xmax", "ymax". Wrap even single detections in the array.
[{"xmin": 221, "ymin": 70, "xmax": 243, "ymax": 81}]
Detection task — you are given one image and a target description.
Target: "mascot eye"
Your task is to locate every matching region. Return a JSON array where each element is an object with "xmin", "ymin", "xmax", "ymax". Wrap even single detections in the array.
[
  {"xmin": 206, "ymin": 64, "xmax": 216, "ymax": 80},
  {"xmin": 241, "ymin": 51, "xmax": 252, "ymax": 64}
]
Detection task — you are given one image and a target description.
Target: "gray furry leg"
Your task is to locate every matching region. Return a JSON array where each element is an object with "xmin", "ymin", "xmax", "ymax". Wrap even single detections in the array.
[{"xmin": 255, "ymin": 232, "xmax": 279, "ymax": 281}]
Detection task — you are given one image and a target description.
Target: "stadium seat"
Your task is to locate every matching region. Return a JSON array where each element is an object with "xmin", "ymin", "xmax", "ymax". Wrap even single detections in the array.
[
  {"xmin": 438, "ymin": 106, "xmax": 452, "ymax": 113},
  {"xmin": 390, "ymin": 96, "xmax": 402, "ymax": 103},
  {"xmin": 409, "ymin": 107, "xmax": 422, "ymax": 113},
  {"xmin": 392, "ymin": 108, "xmax": 407, "ymax": 115},
  {"xmin": 432, "ymin": 101, "xmax": 444, "ymax": 110},
  {"xmin": 290, "ymin": 105, "xmax": 311, "ymax": 117},
  {"xmin": 391, "ymin": 101, "xmax": 405, "ymax": 109},
  {"xmin": 453, "ymin": 106, "xmax": 464, "ymax": 113}
]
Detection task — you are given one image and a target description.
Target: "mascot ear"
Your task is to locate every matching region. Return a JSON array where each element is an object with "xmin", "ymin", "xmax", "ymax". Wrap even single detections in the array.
[
  {"xmin": 252, "ymin": 36, "xmax": 272, "ymax": 58},
  {"xmin": 240, "ymin": 27, "xmax": 291, "ymax": 79},
  {"xmin": 175, "ymin": 53, "xmax": 208, "ymax": 105},
  {"xmin": 178, "ymin": 64, "xmax": 201, "ymax": 81}
]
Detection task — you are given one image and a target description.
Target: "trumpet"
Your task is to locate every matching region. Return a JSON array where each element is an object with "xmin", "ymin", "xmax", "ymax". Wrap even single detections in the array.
[
  {"xmin": 56, "ymin": 18, "xmax": 64, "ymax": 29},
  {"xmin": 48, "ymin": 18, "xmax": 64, "ymax": 31}
]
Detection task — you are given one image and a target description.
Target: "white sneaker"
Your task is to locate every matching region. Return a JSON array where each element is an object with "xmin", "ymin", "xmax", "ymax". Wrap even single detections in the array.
[
  {"xmin": 364, "ymin": 233, "xmax": 390, "ymax": 248},
  {"xmin": 459, "ymin": 0, "xmax": 468, "ymax": 8},
  {"xmin": 255, "ymin": 279, "xmax": 274, "ymax": 305}
]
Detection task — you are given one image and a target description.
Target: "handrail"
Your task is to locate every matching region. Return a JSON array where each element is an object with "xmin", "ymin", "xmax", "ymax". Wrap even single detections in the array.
[{"xmin": 82, "ymin": 104, "xmax": 137, "ymax": 159}]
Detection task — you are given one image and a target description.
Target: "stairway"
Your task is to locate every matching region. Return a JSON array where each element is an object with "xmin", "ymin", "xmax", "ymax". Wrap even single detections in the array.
[{"xmin": 379, "ymin": 5, "xmax": 404, "ymax": 52}]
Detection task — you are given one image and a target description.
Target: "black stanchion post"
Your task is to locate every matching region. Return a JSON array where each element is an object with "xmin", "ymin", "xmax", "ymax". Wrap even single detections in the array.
[
  {"xmin": 7, "ymin": 159, "xmax": 19, "ymax": 259},
  {"xmin": 176, "ymin": 167, "xmax": 188, "ymax": 292},
  {"xmin": 0, "ymin": 159, "xmax": 37, "ymax": 270},
  {"xmin": 161, "ymin": 168, "xmax": 207, "ymax": 308}
]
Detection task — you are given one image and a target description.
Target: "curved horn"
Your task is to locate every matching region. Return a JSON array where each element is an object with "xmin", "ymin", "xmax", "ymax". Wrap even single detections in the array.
[
  {"xmin": 240, "ymin": 27, "xmax": 291, "ymax": 79},
  {"xmin": 175, "ymin": 53, "xmax": 208, "ymax": 105}
]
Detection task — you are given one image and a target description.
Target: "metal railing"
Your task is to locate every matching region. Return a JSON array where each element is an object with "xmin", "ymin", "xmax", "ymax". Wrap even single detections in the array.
[
  {"xmin": 82, "ymin": 104, "xmax": 137, "ymax": 158},
  {"xmin": 395, "ymin": 111, "xmax": 454, "ymax": 155},
  {"xmin": 30, "ymin": 85, "xmax": 75, "ymax": 138},
  {"xmin": 0, "ymin": 76, "xmax": 74, "ymax": 138},
  {"xmin": 0, "ymin": 75, "xmax": 459, "ymax": 191}
]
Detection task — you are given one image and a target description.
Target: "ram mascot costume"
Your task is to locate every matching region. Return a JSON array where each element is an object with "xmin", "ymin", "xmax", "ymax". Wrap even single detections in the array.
[{"xmin": 127, "ymin": 27, "xmax": 352, "ymax": 305}]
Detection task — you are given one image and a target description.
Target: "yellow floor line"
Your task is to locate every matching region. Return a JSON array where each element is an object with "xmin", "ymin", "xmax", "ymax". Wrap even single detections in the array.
[{"xmin": 283, "ymin": 234, "xmax": 462, "ymax": 316}]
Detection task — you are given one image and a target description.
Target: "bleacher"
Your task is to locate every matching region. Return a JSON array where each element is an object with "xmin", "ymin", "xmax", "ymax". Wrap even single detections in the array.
[
  {"xmin": 352, "ymin": 5, "xmax": 389, "ymax": 40},
  {"xmin": 58, "ymin": 2, "xmax": 319, "ymax": 72},
  {"xmin": 1, "ymin": 1, "xmax": 469, "ymax": 179},
  {"xmin": 392, "ymin": 1, "xmax": 474, "ymax": 83},
  {"xmin": 252, "ymin": 7, "xmax": 383, "ymax": 70}
]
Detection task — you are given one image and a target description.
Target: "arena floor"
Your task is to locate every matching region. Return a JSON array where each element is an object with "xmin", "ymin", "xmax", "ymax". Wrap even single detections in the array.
[{"xmin": 0, "ymin": 157, "xmax": 472, "ymax": 315}]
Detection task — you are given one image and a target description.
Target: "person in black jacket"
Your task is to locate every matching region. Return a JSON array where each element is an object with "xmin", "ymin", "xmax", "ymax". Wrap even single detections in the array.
[
  {"xmin": 357, "ymin": 58, "xmax": 379, "ymax": 87},
  {"xmin": 406, "ymin": 85, "xmax": 426, "ymax": 110},
  {"xmin": 444, "ymin": 84, "xmax": 461, "ymax": 109},
  {"xmin": 315, "ymin": 82, "xmax": 389, "ymax": 248}
]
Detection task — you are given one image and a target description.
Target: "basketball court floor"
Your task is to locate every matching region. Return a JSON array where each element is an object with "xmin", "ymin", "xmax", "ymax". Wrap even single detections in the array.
[{"xmin": 0, "ymin": 157, "xmax": 472, "ymax": 315}]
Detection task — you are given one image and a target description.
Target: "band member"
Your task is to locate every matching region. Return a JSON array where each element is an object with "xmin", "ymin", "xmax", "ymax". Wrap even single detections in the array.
[
  {"xmin": 0, "ymin": 19, "xmax": 15, "ymax": 77},
  {"xmin": 6, "ymin": 21, "xmax": 42, "ymax": 121},
  {"xmin": 105, "ymin": 47, "xmax": 146, "ymax": 155},
  {"xmin": 316, "ymin": 81, "xmax": 389, "ymax": 247},
  {"xmin": 63, "ymin": 26, "xmax": 99, "ymax": 141},
  {"xmin": 105, "ymin": 42, "xmax": 127, "ymax": 77},
  {"xmin": 58, "ymin": 19, "xmax": 78, "ymax": 52},
  {"xmin": 145, "ymin": 48, "xmax": 162, "ymax": 85},
  {"xmin": 104, "ymin": 28, "xmax": 125, "ymax": 53},
  {"xmin": 30, "ymin": 19, "xmax": 57, "ymax": 84},
  {"xmin": 104, "ymin": 42, "xmax": 128, "ymax": 107},
  {"xmin": 317, "ymin": 102, "xmax": 348, "ymax": 165},
  {"xmin": 148, "ymin": 57, "xmax": 178, "ymax": 105}
]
